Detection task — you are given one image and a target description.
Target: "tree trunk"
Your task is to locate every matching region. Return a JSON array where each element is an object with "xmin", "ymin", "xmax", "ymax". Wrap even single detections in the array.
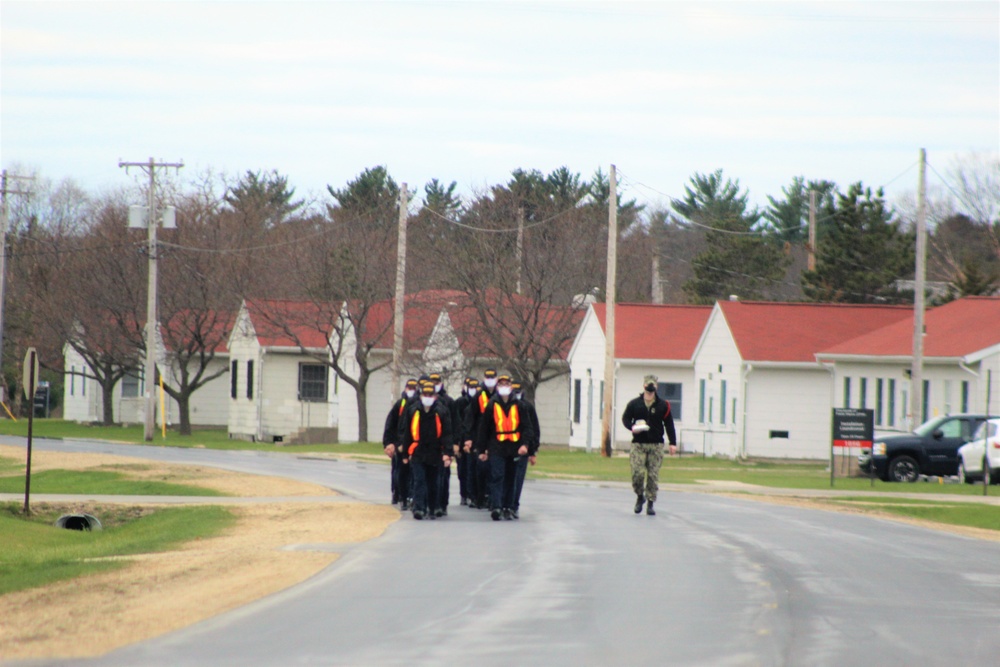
[
  {"xmin": 101, "ymin": 382, "xmax": 115, "ymax": 425},
  {"xmin": 356, "ymin": 385, "xmax": 368, "ymax": 442},
  {"xmin": 177, "ymin": 392, "xmax": 192, "ymax": 435}
]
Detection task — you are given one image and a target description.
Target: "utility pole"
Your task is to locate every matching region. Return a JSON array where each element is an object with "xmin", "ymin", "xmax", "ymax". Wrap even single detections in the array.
[
  {"xmin": 0, "ymin": 170, "xmax": 34, "ymax": 403},
  {"xmin": 807, "ymin": 190, "xmax": 817, "ymax": 272},
  {"xmin": 601, "ymin": 164, "xmax": 618, "ymax": 457},
  {"xmin": 391, "ymin": 183, "xmax": 408, "ymax": 399},
  {"xmin": 119, "ymin": 158, "xmax": 183, "ymax": 441},
  {"xmin": 515, "ymin": 207, "xmax": 524, "ymax": 295},
  {"xmin": 909, "ymin": 148, "xmax": 927, "ymax": 429}
]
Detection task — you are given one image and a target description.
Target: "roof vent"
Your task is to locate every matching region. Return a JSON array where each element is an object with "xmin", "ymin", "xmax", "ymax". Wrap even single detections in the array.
[{"xmin": 729, "ymin": 295, "xmax": 739, "ymax": 301}]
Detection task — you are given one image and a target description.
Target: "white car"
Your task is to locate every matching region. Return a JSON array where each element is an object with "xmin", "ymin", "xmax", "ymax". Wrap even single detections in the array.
[{"xmin": 957, "ymin": 418, "xmax": 1000, "ymax": 484}]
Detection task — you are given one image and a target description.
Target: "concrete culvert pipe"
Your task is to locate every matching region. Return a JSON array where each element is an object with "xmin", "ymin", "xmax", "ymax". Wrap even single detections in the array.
[{"xmin": 55, "ymin": 514, "xmax": 103, "ymax": 531}]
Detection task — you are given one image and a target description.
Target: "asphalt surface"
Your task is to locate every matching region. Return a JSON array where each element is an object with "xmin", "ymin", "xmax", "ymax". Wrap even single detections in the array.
[{"xmin": 5, "ymin": 437, "xmax": 1000, "ymax": 667}]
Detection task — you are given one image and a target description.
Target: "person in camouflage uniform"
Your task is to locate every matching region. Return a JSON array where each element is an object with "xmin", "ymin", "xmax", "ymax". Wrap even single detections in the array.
[{"xmin": 621, "ymin": 374, "xmax": 677, "ymax": 516}]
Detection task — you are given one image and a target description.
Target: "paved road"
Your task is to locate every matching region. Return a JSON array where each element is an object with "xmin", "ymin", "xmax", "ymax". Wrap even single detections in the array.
[{"xmin": 5, "ymin": 437, "xmax": 1000, "ymax": 667}]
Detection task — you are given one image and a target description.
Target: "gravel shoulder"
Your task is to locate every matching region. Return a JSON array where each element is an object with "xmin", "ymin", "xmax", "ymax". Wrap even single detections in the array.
[{"xmin": 0, "ymin": 445, "xmax": 399, "ymax": 661}]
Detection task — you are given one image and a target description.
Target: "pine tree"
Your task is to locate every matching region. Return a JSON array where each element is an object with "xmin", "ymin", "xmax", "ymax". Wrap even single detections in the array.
[
  {"xmin": 673, "ymin": 170, "xmax": 789, "ymax": 304},
  {"xmin": 801, "ymin": 183, "xmax": 915, "ymax": 303}
]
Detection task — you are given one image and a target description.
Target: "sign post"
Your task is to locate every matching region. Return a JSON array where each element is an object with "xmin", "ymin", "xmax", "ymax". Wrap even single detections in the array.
[
  {"xmin": 22, "ymin": 348, "xmax": 38, "ymax": 515},
  {"xmin": 831, "ymin": 408, "xmax": 874, "ymax": 488}
]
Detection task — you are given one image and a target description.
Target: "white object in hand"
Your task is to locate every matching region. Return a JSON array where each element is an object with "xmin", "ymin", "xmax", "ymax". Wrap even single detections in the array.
[{"xmin": 632, "ymin": 419, "xmax": 649, "ymax": 433}]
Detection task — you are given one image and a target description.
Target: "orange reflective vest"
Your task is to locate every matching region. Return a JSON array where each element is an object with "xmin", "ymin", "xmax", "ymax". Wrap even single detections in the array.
[
  {"xmin": 408, "ymin": 409, "xmax": 442, "ymax": 456},
  {"xmin": 478, "ymin": 391, "xmax": 489, "ymax": 414},
  {"xmin": 493, "ymin": 402, "xmax": 521, "ymax": 442}
]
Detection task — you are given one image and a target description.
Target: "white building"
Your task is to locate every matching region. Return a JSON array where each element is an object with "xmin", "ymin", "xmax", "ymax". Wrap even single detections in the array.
[
  {"xmin": 227, "ymin": 299, "xmax": 339, "ymax": 443},
  {"xmin": 818, "ymin": 295, "xmax": 1000, "ymax": 431},
  {"xmin": 567, "ymin": 303, "xmax": 712, "ymax": 451},
  {"xmin": 62, "ymin": 316, "xmax": 231, "ymax": 429},
  {"xmin": 337, "ymin": 290, "xmax": 580, "ymax": 444}
]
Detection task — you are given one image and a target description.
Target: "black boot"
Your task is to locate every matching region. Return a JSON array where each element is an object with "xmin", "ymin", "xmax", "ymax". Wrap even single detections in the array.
[
  {"xmin": 646, "ymin": 500, "xmax": 656, "ymax": 516},
  {"xmin": 634, "ymin": 495, "xmax": 645, "ymax": 514}
]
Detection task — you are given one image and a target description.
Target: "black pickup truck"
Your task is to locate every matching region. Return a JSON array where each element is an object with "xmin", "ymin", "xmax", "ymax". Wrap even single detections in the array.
[{"xmin": 858, "ymin": 414, "xmax": 989, "ymax": 482}]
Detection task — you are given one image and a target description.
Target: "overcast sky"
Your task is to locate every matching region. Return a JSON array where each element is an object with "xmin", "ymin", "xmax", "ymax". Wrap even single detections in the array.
[{"xmin": 2, "ymin": 1, "xmax": 997, "ymax": 212}]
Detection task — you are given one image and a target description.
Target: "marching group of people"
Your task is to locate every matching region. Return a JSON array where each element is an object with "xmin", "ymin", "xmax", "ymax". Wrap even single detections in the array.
[
  {"xmin": 382, "ymin": 369, "xmax": 540, "ymax": 521},
  {"xmin": 383, "ymin": 369, "xmax": 678, "ymax": 521}
]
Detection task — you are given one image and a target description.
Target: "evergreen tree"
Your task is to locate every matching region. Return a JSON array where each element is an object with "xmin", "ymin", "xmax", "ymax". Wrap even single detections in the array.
[
  {"xmin": 672, "ymin": 170, "xmax": 788, "ymax": 304},
  {"xmin": 764, "ymin": 177, "xmax": 837, "ymax": 243},
  {"xmin": 801, "ymin": 183, "xmax": 915, "ymax": 303}
]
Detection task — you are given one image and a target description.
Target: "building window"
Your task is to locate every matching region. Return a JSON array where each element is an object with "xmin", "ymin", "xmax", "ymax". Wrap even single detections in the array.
[
  {"xmin": 699, "ymin": 379, "xmax": 706, "ymax": 424},
  {"xmin": 731, "ymin": 398, "xmax": 737, "ymax": 425},
  {"xmin": 599, "ymin": 381, "xmax": 604, "ymax": 412},
  {"xmin": 943, "ymin": 379, "xmax": 953, "ymax": 414},
  {"xmin": 246, "ymin": 360, "xmax": 254, "ymax": 400},
  {"xmin": 719, "ymin": 380, "xmax": 727, "ymax": 425},
  {"xmin": 573, "ymin": 379, "xmax": 581, "ymax": 424},
  {"xmin": 709, "ymin": 397, "xmax": 714, "ymax": 424},
  {"xmin": 860, "ymin": 378, "xmax": 868, "ymax": 409},
  {"xmin": 70, "ymin": 366, "xmax": 75, "ymax": 396},
  {"xmin": 658, "ymin": 382, "xmax": 683, "ymax": 421},
  {"xmin": 875, "ymin": 378, "xmax": 884, "ymax": 426},
  {"xmin": 888, "ymin": 379, "xmax": 896, "ymax": 427},
  {"xmin": 121, "ymin": 371, "xmax": 141, "ymax": 398},
  {"xmin": 299, "ymin": 364, "xmax": 328, "ymax": 402},
  {"xmin": 843, "ymin": 377, "xmax": 851, "ymax": 408},
  {"xmin": 962, "ymin": 381, "xmax": 969, "ymax": 413},
  {"xmin": 231, "ymin": 360, "xmax": 238, "ymax": 399}
]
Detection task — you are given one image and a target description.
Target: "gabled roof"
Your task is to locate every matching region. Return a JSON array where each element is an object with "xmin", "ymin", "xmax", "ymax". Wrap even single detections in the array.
[
  {"xmin": 364, "ymin": 290, "xmax": 468, "ymax": 351},
  {"xmin": 592, "ymin": 303, "xmax": 712, "ymax": 361},
  {"xmin": 446, "ymin": 292, "xmax": 584, "ymax": 361},
  {"xmin": 717, "ymin": 300, "xmax": 913, "ymax": 363},
  {"xmin": 244, "ymin": 299, "xmax": 339, "ymax": 349},
  {"xmin": 160, "ymin": 309, "xmax": 234, "ymax": 354},
  {"xmin": 819, "ymin": 296, "xmax": 1000, "ymax": 359}
]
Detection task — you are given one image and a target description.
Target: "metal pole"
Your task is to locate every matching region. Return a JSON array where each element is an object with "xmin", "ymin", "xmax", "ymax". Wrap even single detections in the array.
[
  {"xmin": 390, "ymin": 183, "xmax": 408, "ymax": 399},
  {"xmin": 24, "ymin": 349, "xmax": 35, "ymax": 515},
  {"xmin": 910, "ymin": 149, "xmax": 927, "ymax": 429},
  {"xmin": 600, "ymin": 165, "xmax": 618, "ymax": 457}
]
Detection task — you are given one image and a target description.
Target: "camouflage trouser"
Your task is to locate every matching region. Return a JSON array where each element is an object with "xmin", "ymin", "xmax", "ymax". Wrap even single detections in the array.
[{"xmin": 630, "ymin": 442, "xmax": 664, "ymax": 502}]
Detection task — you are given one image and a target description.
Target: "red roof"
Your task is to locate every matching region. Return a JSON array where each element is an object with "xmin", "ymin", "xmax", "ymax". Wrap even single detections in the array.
[
  {"xmin": 593, "ymin": 303, "xmax": 712, "ymax": 361},
  {"xmin": 819, "ymin": 296, "xmax": 1000, "ymax": 358},
  {"xmin": 718, "ymin": 300, "xmax": 913, "ymax": 362},
  {"xmin": 160, "ymin": 309, "xmax": 234, "ymax": 354},
  {"xmin": 364, "ymin": 290, "xmax": 468, "ymax": 351},
  {"xmin": 245, "ymin": 299, "xmax": 340, "ymax": 349},
  {"xmin": 447, "ymin": 294, "xmax": 584, "ymax": 361}
]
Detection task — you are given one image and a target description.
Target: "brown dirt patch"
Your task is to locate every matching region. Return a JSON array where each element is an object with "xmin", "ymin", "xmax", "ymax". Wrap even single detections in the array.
[{"xmin": 0, "ymin": 446, "xmax": 398, "ymax": 661}]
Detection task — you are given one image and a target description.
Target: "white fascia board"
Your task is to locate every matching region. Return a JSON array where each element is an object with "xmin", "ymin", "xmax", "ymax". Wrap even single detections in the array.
[
  {"xmin": 690, "ymin": 302, "xmax": 724, "ymax": 362},
  {"xmin": 262, "ymin": 346, "xmax": 329, "ymax": 356},
  {"xmin": 743, "ymin": 360, "xmax": 829, "ymax": 370},
  {"xmin": 617, "ymin": 358, "xmax": 693, "ymax": 368},
  {"xmin": 965, "ymin": 343, "xmax": 1000, "ymax": 364},
  {"xmin": 817, "ymin": 353, "xmax": 967, "ymax": 366}
]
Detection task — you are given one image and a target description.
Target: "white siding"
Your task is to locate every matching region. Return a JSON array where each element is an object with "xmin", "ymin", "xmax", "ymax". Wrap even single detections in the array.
[
  {"xmin": 568, "ymin": 307, "xmax": 607, "ymax": 450},
  {"xmin": 745, "ymin": 368, "xmax": 833, "ymax": 459},
  {"xmin": 689, "ymin": 306, "xmax": 744, "ymax": 457}
]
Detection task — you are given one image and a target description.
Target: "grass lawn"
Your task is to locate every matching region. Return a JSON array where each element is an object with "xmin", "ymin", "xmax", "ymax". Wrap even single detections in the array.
[
  {"xmin": 0, "ymin": 502, "xmax": 235, "ymax": 596},
  {"xmin": 815, "ymin": 496, "xmax": 1000, "ymax": 532}
]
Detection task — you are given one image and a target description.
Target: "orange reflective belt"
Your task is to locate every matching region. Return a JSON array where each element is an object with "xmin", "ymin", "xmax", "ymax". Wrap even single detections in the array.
[{"xmin": 494, "ymin": 403, "xmax": 521, "ymax": 442}]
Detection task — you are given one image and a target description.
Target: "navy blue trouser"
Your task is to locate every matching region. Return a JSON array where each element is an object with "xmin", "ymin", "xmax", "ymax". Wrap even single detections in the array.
[
  {"xmin": 411, "ymin": 460, "xmax": 440, "ymax": 514},
  {"xmin": 506, "ymin": 455, "xmax": 529, "ymax": 511}
]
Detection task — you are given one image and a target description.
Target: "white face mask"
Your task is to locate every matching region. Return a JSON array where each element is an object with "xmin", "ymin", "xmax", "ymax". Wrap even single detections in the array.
[
  {"xmin": 484, "ymin": 378, "xmax": 497, "ymax": 390},
  {"xmin": 420, "ymin": 396, "xmax": 435, "ymax": 408},
  {"xmin": 434, "ymin": 383, "xmax": 443, "ymax": 393},
  {"xmin": 467, "ymin": 387, "xmax": 478, "ymax": 397},
  {"xmin": 497, "ymin": 386, "xmax": 512, "ymax": 398},
  {"xmin": 404, "ymin": 389, "xmax": 415, "ymax": 399}
]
